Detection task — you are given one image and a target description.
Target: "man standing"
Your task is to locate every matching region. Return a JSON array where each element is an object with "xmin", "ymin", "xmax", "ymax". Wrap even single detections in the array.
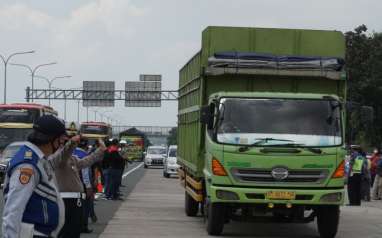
[
  {"xmin": 347, "ymin": 145, "xmax": 368, "ymax": 206},
  {"xmin": 104, "ymin": 139, "xmax": 124, "ymax": 200},
  {"xmin": 57, "ymin": 137, "xmax": 106, "ymax": 238},
  {"xmin": 2, "ymin": 115, "xmax": 79, "ymax": 238},
  {"xmin": 372, "ymin": 153, "xmax": 382, "ymax": 200}
]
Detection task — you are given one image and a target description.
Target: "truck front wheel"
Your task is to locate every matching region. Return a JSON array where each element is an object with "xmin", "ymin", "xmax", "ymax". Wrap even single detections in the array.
[
  {"xmin": 316, "ymin": 205, "xmax": 340, "ymax": 238},
  {"xmin": 185, "ymin": 191, "xmax": 199, "ymax": 216},
  {"xmin": 206, "ymin": 202, "xmax": 225, "ymax": 236}
]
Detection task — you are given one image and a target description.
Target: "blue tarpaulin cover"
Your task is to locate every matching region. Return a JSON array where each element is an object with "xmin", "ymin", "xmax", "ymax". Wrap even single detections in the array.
[{"xmin": 209, "ymin": 52, "xmax": 345, "ymax": 71}]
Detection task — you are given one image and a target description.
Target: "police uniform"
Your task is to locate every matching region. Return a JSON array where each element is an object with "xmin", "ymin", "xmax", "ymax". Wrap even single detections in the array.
[
  {"xmin": 2, "ymin": 115, "xmax": 77, "ymax": 238},
  {"xmin": 3, "ymin": 140, "xmax": 76, "ymax": 238},
  {"xmin": 347, "ymin": 152, "xmax": 367, "ymax": 206},
  {"xmin": 57, "ymin": 146, "xmax": 103, "ymax": 238}
]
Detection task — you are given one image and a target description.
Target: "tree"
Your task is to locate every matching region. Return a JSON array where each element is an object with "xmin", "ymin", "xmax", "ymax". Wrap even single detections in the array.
[
  {"xmin": 167, "ymin": 127, "xmax": 177, "ymax": 145},
  {"xmin": 345, "ymin": 25, "xmax": 382, "ymax": 148}
]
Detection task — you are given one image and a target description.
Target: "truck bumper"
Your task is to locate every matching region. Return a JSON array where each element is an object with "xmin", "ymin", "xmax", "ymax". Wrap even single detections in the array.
[{"xmin": 209, "ymin": 185, "xmax": 344, "ymax": 205}]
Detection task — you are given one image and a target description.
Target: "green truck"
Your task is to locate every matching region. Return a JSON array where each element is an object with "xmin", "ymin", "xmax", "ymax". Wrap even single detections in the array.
[
  {"xmin": 177, "ymin": 26, "xmax": 347, "ymax": 238},
  {"xmin": 119, "ymin": 128, "xmax": 146, "ymax": 161}
]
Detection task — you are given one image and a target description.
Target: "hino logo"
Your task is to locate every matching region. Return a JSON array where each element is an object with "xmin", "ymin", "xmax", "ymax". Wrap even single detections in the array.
[{"xmin": 271, "ymin": 167, "xmax": 289, "ymax": 180}]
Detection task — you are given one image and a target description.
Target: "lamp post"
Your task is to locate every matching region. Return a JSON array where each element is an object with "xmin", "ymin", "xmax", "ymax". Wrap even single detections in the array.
[
  {"xmin": 99, "ymin": 110, "xmax": 112, "ymax": 123},
  {"xmin": 34, "ymin": 75, "xmax": 71, "ymax": 106},
  {"xmin": 10, "ymin": 62, "xmax": 57, "ymax": 102},
  {"xmin": 77, "ymin": 100, "xmax": 80, "ymax": 125},
  {"xmin": 92, "ymin": 110, "xmax": 98, "ymax": 121},
  {"xmin": 0, "ymin": 50, "xmax": 35, "ymax": 103}
]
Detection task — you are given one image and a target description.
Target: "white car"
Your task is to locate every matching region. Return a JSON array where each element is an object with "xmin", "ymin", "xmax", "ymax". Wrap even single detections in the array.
[
  {"xmin": 144, "ymin": 146, "xmax": 167, "ymax": 168},
  {"xmin": 163, "ymin": 145, "xmax": 178, "ymax": 178}
]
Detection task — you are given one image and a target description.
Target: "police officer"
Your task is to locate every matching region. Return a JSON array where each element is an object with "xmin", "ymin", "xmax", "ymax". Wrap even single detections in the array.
[
  {"xmin": 347, "ymin": 145, "xmax": 368, "ymax": 206},
  {"xmin": 56, "ymin": 136, "xmax": 105, "ymax": 238},
  {"xmin": 2, "ymin": 115, "xmax": 80, "ymax": 238}
]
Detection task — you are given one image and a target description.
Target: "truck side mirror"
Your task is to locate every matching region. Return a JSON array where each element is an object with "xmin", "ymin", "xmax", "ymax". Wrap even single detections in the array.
[
  {"xmin": 200, "ymin": 104, "xmax": 215, "ymax": 130},
  {"xmin": 361, "ymin": 106, "xmax": 374, "ymax": 123}
]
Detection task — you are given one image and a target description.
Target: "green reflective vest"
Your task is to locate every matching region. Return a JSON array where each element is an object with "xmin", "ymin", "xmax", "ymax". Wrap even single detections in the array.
[{"xmin": 352, "ymin": 156, "xmax": 364, "ymax": 174}]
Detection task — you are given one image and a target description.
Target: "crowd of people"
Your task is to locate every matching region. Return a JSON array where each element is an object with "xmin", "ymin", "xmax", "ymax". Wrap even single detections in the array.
[
  {"xmin": 346, "ymin": 145, "xmax": 382, "ymax": 205},
  {"xmin": 1, "ymin": 115, "xmax": 132, "ymax": 238}
]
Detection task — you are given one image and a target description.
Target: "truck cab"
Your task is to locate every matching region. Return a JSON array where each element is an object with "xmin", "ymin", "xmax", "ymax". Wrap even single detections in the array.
[{"xmin": 202, "ymin": 92, "xmax": 345, "ymax": 232}]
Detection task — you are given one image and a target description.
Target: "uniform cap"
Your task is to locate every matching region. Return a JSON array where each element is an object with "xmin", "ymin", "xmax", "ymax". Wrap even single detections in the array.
[{"xmin": 33, "ymin": 115, "xmax": 67, "ymax": 137}]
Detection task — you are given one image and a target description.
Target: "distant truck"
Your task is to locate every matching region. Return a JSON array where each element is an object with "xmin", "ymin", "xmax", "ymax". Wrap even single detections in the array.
[
  {"xmin": 177, "ymin": 26, "xmax": 349, "ymax": 238},
  {"xmin": 119, "ymin": 128, "xmax": 146, "ymax": 161},
  {"xmin": 80, "ymin": 121, "xmax": 112, "ymax": 144}
]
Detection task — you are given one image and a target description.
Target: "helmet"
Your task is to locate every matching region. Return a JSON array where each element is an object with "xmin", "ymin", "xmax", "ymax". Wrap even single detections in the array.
[{"xmin": 120, "ymin": 140, "xmax": 127, "ymax": 144}]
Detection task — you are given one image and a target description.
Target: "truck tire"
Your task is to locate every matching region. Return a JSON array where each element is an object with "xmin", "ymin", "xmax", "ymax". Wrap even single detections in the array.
[
  {"xmin": 163, "ymin": 171, "xmax": 170, "ymax": 178},
  {"xmin": 316, "ymin": 205, "xmax": 340, "ymax": 238},
  {"xmin": 206, "ymin": 202, "xmax": 225, "ymax": 236},
  {"xmin": 185, "ymin": 191, "xmax": 199, "ymax": 216},
  {"xmin": 144, "ymin": 164, "xmax": 148, "ymax": 169}
]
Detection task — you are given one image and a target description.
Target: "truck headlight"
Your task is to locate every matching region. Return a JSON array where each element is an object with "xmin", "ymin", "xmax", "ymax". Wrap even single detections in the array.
[{"xmin": 320, "ymin": 192, "xmax": 342, "ymax": 202}]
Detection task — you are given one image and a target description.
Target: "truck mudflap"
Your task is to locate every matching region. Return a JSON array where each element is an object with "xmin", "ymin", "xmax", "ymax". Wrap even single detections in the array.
[
  {"xmin": 178, "ymin": 167, "xmax": 203, "ymax": 202},
  {"xmin": 209, "ymin": 185, "xmax": 344, "ymax": 205}
]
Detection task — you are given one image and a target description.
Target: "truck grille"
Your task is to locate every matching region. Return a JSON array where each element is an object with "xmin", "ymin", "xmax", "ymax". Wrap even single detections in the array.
[{"xmin": 231, "ymin": 168, "xmax": 328, "ymax": 184}]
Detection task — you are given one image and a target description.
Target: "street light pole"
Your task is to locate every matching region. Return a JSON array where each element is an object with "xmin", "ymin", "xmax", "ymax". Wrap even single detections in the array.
[
  {"xmin": 77, "ymin": 100, "xmax": 80, "ymax": 125},
  {"xmin": 34, "ymin": 75, "xmax": 71, "ymax": 106},
  {"xmin": 10, "ymin": 62, "xmax": 57, "ymax": 102},
  {"xmin": 93, "ymin": 110, "xmax": 98, "ymax": 121},
  {"xmin": 0, "ymin": 50, "xmax": 35, "ymax": 103},
  {"xmin": 99, "ymin": 110, "xmax": 112, "ymax": 123}
]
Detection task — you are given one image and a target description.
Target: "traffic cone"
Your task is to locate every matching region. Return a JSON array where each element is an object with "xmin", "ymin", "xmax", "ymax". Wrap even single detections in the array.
[{"xmin": 95, "ymin": 169, "xmax": 103, "ymax": 193}]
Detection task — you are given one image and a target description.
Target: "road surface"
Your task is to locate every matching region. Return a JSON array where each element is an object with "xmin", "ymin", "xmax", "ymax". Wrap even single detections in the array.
[{"xmin": 99, "ymin": 168, "xmax": 382, "ymax": 238}]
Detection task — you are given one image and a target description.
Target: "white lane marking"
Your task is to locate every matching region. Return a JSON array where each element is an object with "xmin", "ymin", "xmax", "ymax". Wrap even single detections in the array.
[
  {"xmin": 123, "ymin": 162, "xmax": 144, "ymax": 178},
  {"xmin": 95, "ymin": 162, "xmax": 144, "ymax": 200}
]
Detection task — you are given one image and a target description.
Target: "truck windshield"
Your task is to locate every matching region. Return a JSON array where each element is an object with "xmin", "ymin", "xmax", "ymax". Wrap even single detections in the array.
[
  {"xmin": 0, "ymin": 108, "xmax": 39, "ymax": 123},
  {"xmin": 80, "ymin": 125, "xmax": 109, "ymax": 135},
  {"xmin": 217, "ymin": 98, "xmax": 342, "ymax": 147},
  {"xmin": 0, "ymin": 128, "xmax": 33, "ymax": 149}
]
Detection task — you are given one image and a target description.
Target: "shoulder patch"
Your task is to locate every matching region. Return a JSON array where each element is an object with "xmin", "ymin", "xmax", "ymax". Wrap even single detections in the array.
[
  {"xmin": 24, "ymin": 151, "xmax": 33, "ymax": 159},
  {"xmin": 19, "ymin": 167, "xmax": 34, "ymax": 185}
]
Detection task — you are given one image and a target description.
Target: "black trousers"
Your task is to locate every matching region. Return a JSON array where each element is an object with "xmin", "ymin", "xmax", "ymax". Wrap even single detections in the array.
[
  {"xmin": 348, "ymin": 174, "xmax": 362, "ymax": 206},
  {"xmin": 82, "ymin": 198, "xmax": 91, "ymax": 229},
  {"xmin": 58, "ymin": 198, "xmax": 84, "ymax": 238}
]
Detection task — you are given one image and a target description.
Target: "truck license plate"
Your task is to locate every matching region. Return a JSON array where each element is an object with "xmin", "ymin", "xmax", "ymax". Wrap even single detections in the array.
[{"xmin": 266, "ymin": 191, "xmax": 296, "ymax": 200}]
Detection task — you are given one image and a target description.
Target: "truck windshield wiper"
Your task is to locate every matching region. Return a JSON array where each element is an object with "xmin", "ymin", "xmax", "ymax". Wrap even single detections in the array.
[
  {"xmin": 238, "ymin": 138, "xmax": 294, "ymax": 152},
  {"xmin": 268, "ymin": 143, "xmax": 323, "ymax": 154},
  {"xmin": 238, "ymin": 139, "xmax": 322, "ymax": 154}
]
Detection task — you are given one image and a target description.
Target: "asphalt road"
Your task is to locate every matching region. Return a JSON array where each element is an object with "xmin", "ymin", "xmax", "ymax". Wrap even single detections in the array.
[
  {"xmin": 0, "ymin": 162, "xmax": 145, "ymax": 237},
  {"xmin": 2, "ymin": 165, "xmax": 382, "ymax": 238},
  {"xmin": 100, "ymin": 168, "xmax": 382, "ymax": 238}
]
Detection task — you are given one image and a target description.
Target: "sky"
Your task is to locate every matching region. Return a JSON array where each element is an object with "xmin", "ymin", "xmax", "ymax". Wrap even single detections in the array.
[{"xmin": 0, "ymin": 0, "xmax": 381, "ymax": 127}]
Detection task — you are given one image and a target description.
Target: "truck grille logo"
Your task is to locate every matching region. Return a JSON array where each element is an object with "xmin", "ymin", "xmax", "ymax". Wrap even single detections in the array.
[{"xmin": 271, "ymin": 167, "xmax": 289, "ymax": 180}]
